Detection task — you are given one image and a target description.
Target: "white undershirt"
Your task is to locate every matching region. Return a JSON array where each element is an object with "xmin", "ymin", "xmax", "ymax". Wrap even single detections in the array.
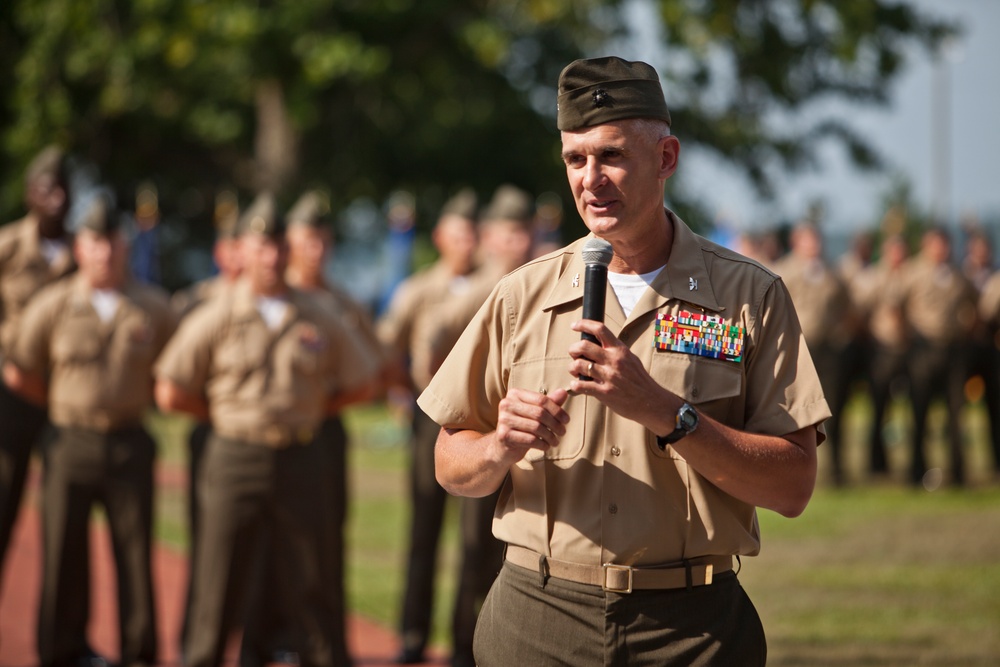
[
  {"xmin": 607, "ymin": 266, "xmax": 665, "ymax": 318},
  {"xmin": 40, "ymin": 238, "xmax": 69, "ymax": 267},
  {"xmin": 90, "ymin": 288, "xmax": 121, "ymax": 323},
  {"xmin": 256, "ymin": 295, "xmax": 290, "ymax": 331}
]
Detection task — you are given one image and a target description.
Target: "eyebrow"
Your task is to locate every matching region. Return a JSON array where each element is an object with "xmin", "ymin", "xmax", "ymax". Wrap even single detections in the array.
[{"xmin": 561, "ymin": 143, "xmax": 627, "ymax": 161}]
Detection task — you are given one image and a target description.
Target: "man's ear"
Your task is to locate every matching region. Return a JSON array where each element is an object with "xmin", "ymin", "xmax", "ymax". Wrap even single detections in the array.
[{"xmin": 659, "ymin": 135, "xmax": 681, "ymax": 180}]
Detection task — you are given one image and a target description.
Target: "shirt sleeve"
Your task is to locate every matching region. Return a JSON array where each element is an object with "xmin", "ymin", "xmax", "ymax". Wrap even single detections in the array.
[
  {"xmin": 742, "ymin": 277, "xmax": 832, "ymax": 440},
  {"xmin": 417, "ymin": 280, "xmax": 511, "ymax": 434},
  {"xmin": 6, "ymin": 283, "xmax": 61, "ymax": 375},
  {"xmin": 154, "ymin": 305, "xmax": 218, "ymax": 394}
]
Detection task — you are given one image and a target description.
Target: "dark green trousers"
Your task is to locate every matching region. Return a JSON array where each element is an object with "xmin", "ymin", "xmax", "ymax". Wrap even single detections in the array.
[
  {"xmin": 37, "ymin": 425, "xmax": 157, "ymax": 667},
  {"xmin": 0, "ymin": 382, "xmax": 48, "ymax": 571},
  {"xmin": 474, "ymin": 561, "xmax": 766, "ymax": 666},
  {"xmin": 184, "ymin": 433, "xmax": 336, "ymax": 667}
]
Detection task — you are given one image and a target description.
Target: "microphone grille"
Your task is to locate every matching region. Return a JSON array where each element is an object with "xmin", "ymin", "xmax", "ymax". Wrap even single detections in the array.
[{"xmin": 581, "ymin": 238, "xmax": 614, "ymax": 267}]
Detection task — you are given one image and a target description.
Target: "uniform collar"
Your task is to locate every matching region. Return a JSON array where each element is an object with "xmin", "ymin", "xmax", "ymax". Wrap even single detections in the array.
[
  {"xmin": 232, "ymin": 276, "xmax": 303, "ymax": 329},
  {"xmin": 541, "ymin": 210, "xmax": 723, "ymax": 320}
]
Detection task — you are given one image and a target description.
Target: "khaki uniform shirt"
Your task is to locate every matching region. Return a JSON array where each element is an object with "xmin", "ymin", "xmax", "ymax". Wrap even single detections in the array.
[
  {"xmin": 155, "ymin": 279, "xmax": 379, "ymax": 447},
  {"xmin": 897, "ymin": 257, "xmax": 977, "ymax": 345},
  {"xmin": 376, "ymin": 261, "xmax": 475, "ymax": 392},
  {"xmin": 0, "ymin": 216, "xmax": 75, "ymax": 353},
  {"xmin": 773, "ymin": 254, "xmax": 854, "ymax": 349},
  {"xmin": 171, "ymin": 275, "xmax": 238, "ymax": 319},
  {"xmin": 417, "ymin": 214, "xmax": 830, "ymax": 567},
  {"xmin": 9, "ymin": 274, "xmax": 176, "ymax": 431},
  {"xmin": 862, "ymin": 263, "xmax": 909, "ymax": 351}
]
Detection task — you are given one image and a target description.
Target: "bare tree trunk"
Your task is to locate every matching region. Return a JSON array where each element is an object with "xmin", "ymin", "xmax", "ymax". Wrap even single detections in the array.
[{"xmin": 254, "ymin": 78, "xmax": 298, "ymax": 194}]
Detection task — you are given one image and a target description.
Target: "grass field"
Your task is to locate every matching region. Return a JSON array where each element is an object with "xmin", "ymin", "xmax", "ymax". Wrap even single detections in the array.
[{"xmin": 151, "ymin": 394, "xmax": 1000, "ymax": 665}]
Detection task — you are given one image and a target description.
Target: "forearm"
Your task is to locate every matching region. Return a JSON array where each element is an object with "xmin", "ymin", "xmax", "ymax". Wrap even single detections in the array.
[
  {"xmin": 435, "ymin": 427, "xmax": 517, "ymax": 498},
  {"xmin": 154, "ymin": 379, "xmax": 210, "ymax": 422},
  {"xmin": 664, "ymin": 412, "xmax": 817, "ymax": 517},
  {"xmin": 2, "ymin": 362, "xmax": 48, "ymax": 406}
]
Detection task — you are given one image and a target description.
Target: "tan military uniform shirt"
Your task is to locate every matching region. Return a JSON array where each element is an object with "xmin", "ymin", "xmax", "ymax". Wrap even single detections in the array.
[
  {"xmin": 418, "ymin": 213, "xmax": 830, "ymax": 567},
  {"xmin": 155, "ymin": 279, "xmax": 379, "ymax": 447},
  {"xmin": 0, "ymin": 216, "xmax": 75, "ymax": 353},
  {"xmin": 171, "ymin": 275, "xmax": 238, "ymax": 319},
  {"xmin": 897, "ymin": 257, "xmax": 978, "ymax": 344},
  {"xmin": 861, "ymin": 262, "xmax": 909, "ymax": 351},
  {"xmin": 377, "ymin": 261, "xmax": 474, "ymax": 392},
  {"xmin": 9, "ymin": 274, "xmax": 176, "ymax": 431},
  {"xmin": 773, "ymin": 254, "xmax": 854, "ymax": 349}
]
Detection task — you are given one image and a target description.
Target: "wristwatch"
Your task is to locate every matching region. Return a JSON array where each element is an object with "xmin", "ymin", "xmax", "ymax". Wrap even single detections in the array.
[{"xmin": 656, "ymin": 403, "xmax": 699, "ymax": 449}]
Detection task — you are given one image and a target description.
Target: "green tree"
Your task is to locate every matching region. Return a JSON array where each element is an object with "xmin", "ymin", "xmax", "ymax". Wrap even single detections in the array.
[{"xmin": 0, "ymin": 0, "xmax": 954, "ymax": 245}]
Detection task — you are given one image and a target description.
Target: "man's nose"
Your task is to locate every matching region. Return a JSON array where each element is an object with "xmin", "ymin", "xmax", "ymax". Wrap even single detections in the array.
[{"xmin": 582, "ymin": 158, "xmax": 606, "ymax": 190}]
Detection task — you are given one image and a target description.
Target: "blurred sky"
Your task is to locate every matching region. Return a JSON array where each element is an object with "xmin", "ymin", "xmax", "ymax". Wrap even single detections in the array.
[{"xmin": 674, "ymin": 0, "xmax": 1000, "ymax": 234}]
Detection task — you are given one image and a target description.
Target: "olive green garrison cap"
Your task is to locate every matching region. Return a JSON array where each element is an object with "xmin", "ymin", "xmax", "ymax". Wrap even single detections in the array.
[{"xmin": 557, "ymin": 56, "xmax": 671, "ymax": 131}]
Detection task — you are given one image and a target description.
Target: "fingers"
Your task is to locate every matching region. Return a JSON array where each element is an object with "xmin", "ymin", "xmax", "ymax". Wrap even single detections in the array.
[{"xmin": 497, "ymin": 387, "xmax": 571, "ymax": 449}]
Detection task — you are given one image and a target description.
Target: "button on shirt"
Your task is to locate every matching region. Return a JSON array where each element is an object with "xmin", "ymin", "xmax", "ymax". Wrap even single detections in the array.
[{"xmin": 417, "ymin": 212, "xmax": 830, "ymax": 568}]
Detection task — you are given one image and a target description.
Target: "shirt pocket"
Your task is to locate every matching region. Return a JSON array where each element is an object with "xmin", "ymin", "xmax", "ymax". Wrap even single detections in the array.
[
  {"xmin": 214, "ymin": 325, "xmax": 269, "ymax": 376},
  {"xmin": 51, "ymin": 323, "xmax": 102, "ymax": 364},
  {"xmin": 508, "ymin": 356, "xmax": 587, "ymax": 462},
  {"xmin": 290, "ymin": 322, "xmax": 326, "ymax": 377},
  {"xmin": 647, "ymin": 353, "xmax": 743, "ymax": 458}
]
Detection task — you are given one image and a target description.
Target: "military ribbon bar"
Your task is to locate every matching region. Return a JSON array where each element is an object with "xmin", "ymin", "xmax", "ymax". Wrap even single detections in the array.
[{"xmin": 653, "ymin": 310, "xmax": 744, "ymax": 362}]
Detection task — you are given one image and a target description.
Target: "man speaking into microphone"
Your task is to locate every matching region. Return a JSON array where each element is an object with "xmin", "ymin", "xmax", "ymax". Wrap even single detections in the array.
[{"xmin": 417, "ymin": 56, "xmax": 830, "ymax": 666}]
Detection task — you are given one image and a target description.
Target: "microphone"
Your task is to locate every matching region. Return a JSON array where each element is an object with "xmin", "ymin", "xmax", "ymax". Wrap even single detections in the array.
[{"xmin": 579, "ymin": 238, "xmax": 613, "ymax": 381}]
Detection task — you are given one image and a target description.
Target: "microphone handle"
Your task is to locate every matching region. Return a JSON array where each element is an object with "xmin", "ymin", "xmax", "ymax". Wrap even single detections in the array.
[{"xmin": 580, "ymin": 264, "xmax": 607, "ymax": 380}]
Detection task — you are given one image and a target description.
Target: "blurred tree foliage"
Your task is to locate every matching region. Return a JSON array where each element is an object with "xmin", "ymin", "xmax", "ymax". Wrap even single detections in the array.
[{"xmin": 0, "ymin": 0, "xmax": 953, "ymax": 251}]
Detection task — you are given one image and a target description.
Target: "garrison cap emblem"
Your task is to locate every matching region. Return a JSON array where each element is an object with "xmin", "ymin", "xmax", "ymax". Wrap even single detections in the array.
[{"xmin": 592, "ymin": 88, "xmax": 613, "ymax": 108}]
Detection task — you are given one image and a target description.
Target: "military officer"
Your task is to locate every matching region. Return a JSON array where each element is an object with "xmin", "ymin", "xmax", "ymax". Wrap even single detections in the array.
[
  {"xmin": 239, "ymin": 190, "xmax": 383, "ymax": 667},
  {"xmin": 895, "ymin": 227, "xmax": 978, "ymax": 487},
  {"xmin": 773, "ymin": 222, "xmax": 857, "ymax": 485},
  {"xmin": 4, "ymin": 193, "xmax": 175, "ymax": 667},
  {"xmin": 376, "ymin": 189, "xmax": 479, "ymax": 665},
  {"xmin": 0, "ymin": 146, "xmax": 74, "ymax": 578},
  {"xmin": 154, "ymin": 193, "xmax": 379, "ymax": 667},
  {"xmin": 420, "ymin": 56, "xmax": 830, "ymax": 665},
  {"xmin": 169, "ymin": 198, "xmax": 243, "ymax": 652}
]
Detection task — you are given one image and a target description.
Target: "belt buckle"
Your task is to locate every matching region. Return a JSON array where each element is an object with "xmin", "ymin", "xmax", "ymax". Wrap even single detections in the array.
[{"xmin": 602, "ymin": 563, "xmax": 633, "ymax": 594}]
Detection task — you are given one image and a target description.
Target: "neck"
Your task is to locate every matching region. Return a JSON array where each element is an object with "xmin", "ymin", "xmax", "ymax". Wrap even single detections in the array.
[
  {"xmin": 286, "ymin": 265, "xmax": 324, "ymax": 290},
  {"xmin": 606, "ymin": 211, "xmax": 673, "ymax": 275}
]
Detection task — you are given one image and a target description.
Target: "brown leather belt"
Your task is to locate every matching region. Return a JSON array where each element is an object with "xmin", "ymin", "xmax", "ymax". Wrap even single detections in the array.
[{"xmin": 504, "ymin": 544, "xmax": 732, "ymax": 594}]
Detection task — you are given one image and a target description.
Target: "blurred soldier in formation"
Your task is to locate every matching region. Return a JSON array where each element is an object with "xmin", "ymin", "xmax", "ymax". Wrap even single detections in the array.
[
  {"xmin": 961, "ymin": 229, "xmax": 1000, "ymax": 479},
  {"xmin": 155, "ymin": 193, "xmax": 379, "ymax": 667},
  {"xmin": 376, "ymin": 189, "xmax": 479, "ymax": 665},
  {"xmin": 0, "ymin": 146, "xmax": 74, "ymax": 582},
  {"xmin": 424, "ymin": 184, "xmax": 536, "ymax": 667},
  {"xmin": 773, "ymin": 222, "xmax": 857, "ymax": 485},
  {"xmin": 895, "ymin": 227, "xmax": 978, "ymax": 487},
  {"xmin": 169, "ymin": 193, "xmax": 243, "ymax": 652},
  {"xmin": 856, "ymin": 234, "xmax": 911, "ymax": 477},
  {"xmin": 4, "ymin": 194, "xmax": 176, "ymax": 667},
  {"xmin": 974, "ymin": 236, "xmax": 1000, "ymax": 480},
  {"xmin": 239, "ymin": 190, "xmax": 383, "ymax": 667}
]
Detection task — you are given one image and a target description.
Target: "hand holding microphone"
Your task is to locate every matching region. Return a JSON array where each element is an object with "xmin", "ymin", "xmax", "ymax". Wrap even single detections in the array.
[{"xmin": 579, "ymin": 238, "xmax": 613, "ymax": 381}]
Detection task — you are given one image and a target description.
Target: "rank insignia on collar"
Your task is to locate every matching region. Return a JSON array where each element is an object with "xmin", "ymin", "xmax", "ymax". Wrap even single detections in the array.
[
  {"xmin": 654, "ymin": 310, "xmax": 743, "ymax": 362},
  {"xmin": 689, "ymin": 277, "xmax": 698, "ymax": 291},
  {"xmin": 572, "ymin": 272, "xmax": 580, "ymax": 288}
]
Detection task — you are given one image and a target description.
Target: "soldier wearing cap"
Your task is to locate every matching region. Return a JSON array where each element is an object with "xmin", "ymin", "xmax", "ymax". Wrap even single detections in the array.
[
  {"xmin": 894, "ymin": 226, "xmax": 977, "ymax": 487},
  {"xmin": 773, "ymin": 221, "xmax": 857, "ymax": 485},
  {"xmin": 4, "ymin": 193, "xmax": 175, "ymax": 667},
  {"xmin": 169, "ymin": 194, "xmax": 244, "ymax": 653},
  {"xmin": 0, "ymin": 146, "xmax": 75, "ymax": 576},
  {"xmin": 376, "ymin": 188, "xmax": 479, "ymax": 664},
  {"xmin": 419, "ymin": 56, "xmax": 829, "ymax": 665},
  {"xmin": 238, "ymin": 190, "xmax": 383, "ymax": 667},
  {"xmin": 154, "ymin": 193, "xmax": 379, "ymax": 667}
]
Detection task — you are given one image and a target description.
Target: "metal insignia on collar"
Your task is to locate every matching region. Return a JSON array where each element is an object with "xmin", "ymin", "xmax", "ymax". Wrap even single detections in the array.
[
  {"xmin": 592, "ymin": 89, "xmax": 612, "ymax": 108},
  {"xmin": 572, "ymin": 273, "xmax": 580, "ymax": 288},
  {"xmin": 689, "ymin": 277, "xmax": 698, "ymax": 291}
]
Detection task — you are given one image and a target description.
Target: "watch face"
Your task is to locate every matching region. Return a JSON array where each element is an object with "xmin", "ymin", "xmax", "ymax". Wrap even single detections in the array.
[{"xmin": 679, "ymin": 405, "xmax": 698, "ymax": 431}]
